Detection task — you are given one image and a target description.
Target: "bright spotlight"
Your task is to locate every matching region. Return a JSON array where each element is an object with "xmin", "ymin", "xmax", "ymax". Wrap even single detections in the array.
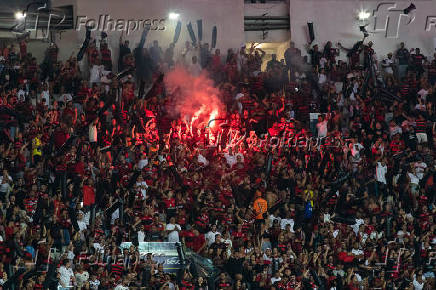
[
  {"xmin": 169, "ymin": 13, "xmax": 180, "ymax": 20},
  {"xmin": 15, "ymin": 11, "xmax": 26, "ymax": 20},
  {"xmin": 358, "ymin": 10, "xmax": 370, "ymax": 21}
]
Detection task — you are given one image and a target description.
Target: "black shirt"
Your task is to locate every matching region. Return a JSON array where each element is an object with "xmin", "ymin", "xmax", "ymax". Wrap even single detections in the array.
[{"xmin": 396, "ymin": 48, "xmax": 409, "ymax": 65}]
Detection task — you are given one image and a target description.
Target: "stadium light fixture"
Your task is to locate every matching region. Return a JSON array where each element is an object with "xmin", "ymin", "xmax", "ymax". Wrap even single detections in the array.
[
  {"xmin": 15, "ymin": 11, "xmax": 26, "ymax": 20},
  {"xmin": 169, "ymin": 13, "xmax": 180, "ymax": 20},
  {"xmin": 358, "ymin": 10, "xmax": 370, "ymax": 21}
]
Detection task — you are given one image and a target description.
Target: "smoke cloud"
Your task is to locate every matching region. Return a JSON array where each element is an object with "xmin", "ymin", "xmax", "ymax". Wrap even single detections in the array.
[{"xmin": 164, "ymin": 66, "xmax": 224, "ymax": 128}]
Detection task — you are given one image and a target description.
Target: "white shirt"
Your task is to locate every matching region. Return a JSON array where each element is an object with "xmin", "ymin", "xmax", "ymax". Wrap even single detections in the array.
[
  {"xmin": 75, "ymin": 271, "xmax": 89, "ymax": 287},
  {"xmin": 237, "ymin": 53, "xmax": 247, "ymax": 72},
  {"xmin": 316, "ymin": 120, "xmax": 328, "ymax": 138},
  {"xmin": 89, "ymin": 279, "xmax": 101, "ymax": 290},
  {"xmin": 224, "ymin": 153, "xmax": 237, "ymax": 168},
  {"xmin": 198, "ymin": 154, "xmax": 209, "ymax": 166},
  {"xmin": 414, "ymin": 162, "xmax": 427, "ymax": 180},
  {"xmin": 17, "ymin": 89, "xmax": 26, "ymax": 102},
  {"xmin": 389, "ymin": 125, "xmax": 402, "ymax": 137},
  {"xmin": 111, "ymin": 208, "xmax": 119, "ymax": 225},
  {"xmin": 206, "ymin": 230, "xmax": 221, "ymax": 246},
  {"xmin": 382, "ymin": 57, "xmax": 394, "ymax": 74},
  {"xmin": 89, "ymin": 64, "xmax": 104, "ymax": 84},
  {"xmin": 189, "ymin": 63, "xmax": 202, "ymax": 76},
  {"xmin": 0, "ymin": 182, "xmax": 11, "ymax": 194},
  {"xmin": 413, "ymin": 276, "xmax": 425, "ymax": 290},
  {"xmin": 318, "ymin": 73, "xmax": 327, "ymax": 84},
  {"xmin": 408, "ymin": 172, "xmax": 420, "ymax": 185},
  {"xmin": 89, "ymin": 124, "xmax": 98, "ymax": 143},
  {"xmin": 417, "ymin": 88, "xmax": 429, "ymax": 100},
  {"xmin": 60, "ymin": 93, "xmax": 73, "ymax": 103},
  {"xmin": 351, "ymin": 143, "xmax": 364, "ymax": 162},
  {"xmin": 93, "ymin": 243, "xmax": 104, "ymax": 254},
  {"xmin": 67, "ymin": 251, "xmax": 75, "ymax": 260},
  {"xmin": 59, "ymin": 265, "xmax": 74, "ymax": 287},
  {"xmin": 0, "ymin": 175, "xmax": 12, "ymax": 184},
  {"xmin": 138, "ymin": 158, "xmax": 149, "ymax": 169},
  {"xmin": 181, "ymin": 47, "xmax": 198, "ymax": 67},
  {"xmin": 271, "ymin": 277, "xmax": 282, "ymax": 284},
  {"xmin": 351, "ymin": 248, "xmax": 364, "ymax": 256},
  {"xmin": 376, "ymin": 162, "xmax": 387, "ymax": 184},
  {"xmin": 415, "ymin": 103, "xmax": 426, "ymax": 111},
  {"xmin": 136, "ymin": 181, "xmax": 148, "ymax": 199},
  {"xmin": 280, "ymin": 218, "xmax": 295, "ymax": 232},
  {"xmin": 319, "ymin": 57, "xmax": 328, "ymax": 69},
  {"xmin": 351, "ymin": 219, "xmax": 364, "ymax": 235},
  {"xmin": 78, "ymin": 220, "xmax": 87, "ymax": 232},
  {"xmin": 397, "ymin": 230, "xmax": 409, "ymax": 243},
  {"xmin": 41, "ymin": 90, "xmax": 50, "ymax": 107},
  {"xmin": 223, "ymin": 238, "xmax": 232, "ymax": 256},
  {"xmin": 138, "ymin": 230, "xmax": 146, "ymax": 243},
  {"xmin": 268, "ymin": 214, "xmax": 280, "ymax": 226},
  {"xmin": 166, "ymin": 223, "xmax": 181, "ymax": 242}
]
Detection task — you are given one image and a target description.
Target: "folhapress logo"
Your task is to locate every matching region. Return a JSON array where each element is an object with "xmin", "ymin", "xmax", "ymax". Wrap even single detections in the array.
[{"xmin": 372, "ymin": 2, "xmax": 415, "ymax": 38}]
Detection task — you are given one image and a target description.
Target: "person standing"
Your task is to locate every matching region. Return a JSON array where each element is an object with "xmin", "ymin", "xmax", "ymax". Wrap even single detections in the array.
[
  {"xmin": 316, "ymin": 114, "xmax": 328, "ymax": 138},
  {"xmin": 89, "ymin": 58, "xmax": 104, "ymax": 87},
  {"xmin": 253, "ymin": 190, "xmax": 268, "ymax": 232},
  {"xmin": 165, "ymin": 216, "xmax": 181, "ymax": 243},
  {"xmin": 88, "ymin": 117, "xmax": 98, "ymax": 151},
  {"xmin": 58, "ymin": 259, "xmax": 75, "ymax": 289},
  {"xmin": 428, "ymin": 52, "xmax": 436, "ymax": 86},
  {"xmin": 410, "ymin": 48, "xmax": 426, "ymax": 78},
  {"xmin": 149, "ymin": 40, "xmax": 163, "ymax": 70},
  {"xmin": 395, "ymin": 42, "xmax": 409, "ymax": 80},
  {"xmin": 100, "ymin": 41, "xmax": 112, "ymax": 71},
  {"xmin": 307, "ymin": 44, "xmax": 322, "ymax": 68},
  {"xmin": 381, "ymin": 53, "xmax": 395, "ymax": 81},
  {"xmin": 118, "ymin": 32, "xmax": 130, "ymax": 72}
]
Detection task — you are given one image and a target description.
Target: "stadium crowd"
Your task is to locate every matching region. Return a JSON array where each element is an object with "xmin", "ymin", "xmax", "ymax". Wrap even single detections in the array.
[{"xmin": 0, "ymin": 25, "xmax": 436, "ymax": 290}]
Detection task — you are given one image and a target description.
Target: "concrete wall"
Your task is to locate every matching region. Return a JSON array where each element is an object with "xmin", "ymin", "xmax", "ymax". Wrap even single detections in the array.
[
  {"xmin": 290, "ymin": 0, "xmax": 436, "ymax": 61},
  {"xmin": 245, "ymin": 1, "xmax": 290, "ymax": 43},
  {"xmin": 23, "ymin": 0, "xmax": 79, "ymax": 61},
  {"xmin": 46, "ymin": 0, "xmax": 244, "ymax": 67}
]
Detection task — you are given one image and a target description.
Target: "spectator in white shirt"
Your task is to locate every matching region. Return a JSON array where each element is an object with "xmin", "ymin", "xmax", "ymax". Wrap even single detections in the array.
[
  {"xmin": 41, "ymin": 84, "xmax": 50, "ymax": 108},
  {"xmin": 318, "ymin": 68, "xmax": 327, "ymax": 85},
  {"xmin": 381, "ymin": 53, "xmax": 394, "ymax": 77},
  {"xmin": 408, "ymin": 167, "xmax": 420, "ymax": 195},
  {"xmin": 417, "ymin": 84, "xmax": 430, "ymax": 100},
  {"xmin": 58, "ymin": 259, "xmax": 75, "ymax": 288},
  {"xmin": 224, "ymin": 148, "xmax": 244, "ymax": 168},
  {"xmin": 135, "ymin": 175, "xmax": 148, "ymax": 200},
  {"xmin": 412, "ymin": 271, "xmax": 425, "ymax": 290},
  {"xmin": 165, "ymin": 217, "xmax": 181, "ymax": 243},
  {"xmin": 77, "ymin": 211, "xmax": 88, "ymax": 240},
  {"xmin": 89, "ymin": 274, "xmax": 101, "ymax": 290},
  {"xmin": 114, "ymin": 279, "xmax": 130, "ymax": 290},
  {"xmin": 206, "ymin": 224, "xmax": 221, "ymax": 246},
  {"xmin": 414, "ymin": 159, "xmax": 427, "ymax": 180},
  {"xmin": 89, "ymin": 118, "xmax": 98, "ymax": 146},
  {"xmin": 17, "ymin": 85, "xmax": 26, "ymax": 102},
  {"xmin": 189, "ymin": 56, "xmax": 202, "ymax": 76},
  {"xmin": 138, "ymin": 225, "xmax": 146, "ymax": 243},
  {"xmin": 137, "ymin": 152, "xmax": 149, "ymax": 169},
  {"xmin": 280, "ymin": 212, "xmax": 295, "ymax": 232},
  {"xmin": 74, "ymin": 264, "xmax": 89, "ymax": 288},
  {"xmin": 316, "ymin": 114, "xmax": 328, "ymax": 138},
  {"xmin": 376, "ymin": 160, "xmax": 388, "ymax": 185},
  {"xmin": 89, "ymin": 59, "xmax": 104, "ymax": 86},
  {"xmin": 271, "ymin": 271, "xmax": 282, "ymax": 285},
  {"xmin": 389, "ymin": 121, "xmax": 402, "ymax": 137}
]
